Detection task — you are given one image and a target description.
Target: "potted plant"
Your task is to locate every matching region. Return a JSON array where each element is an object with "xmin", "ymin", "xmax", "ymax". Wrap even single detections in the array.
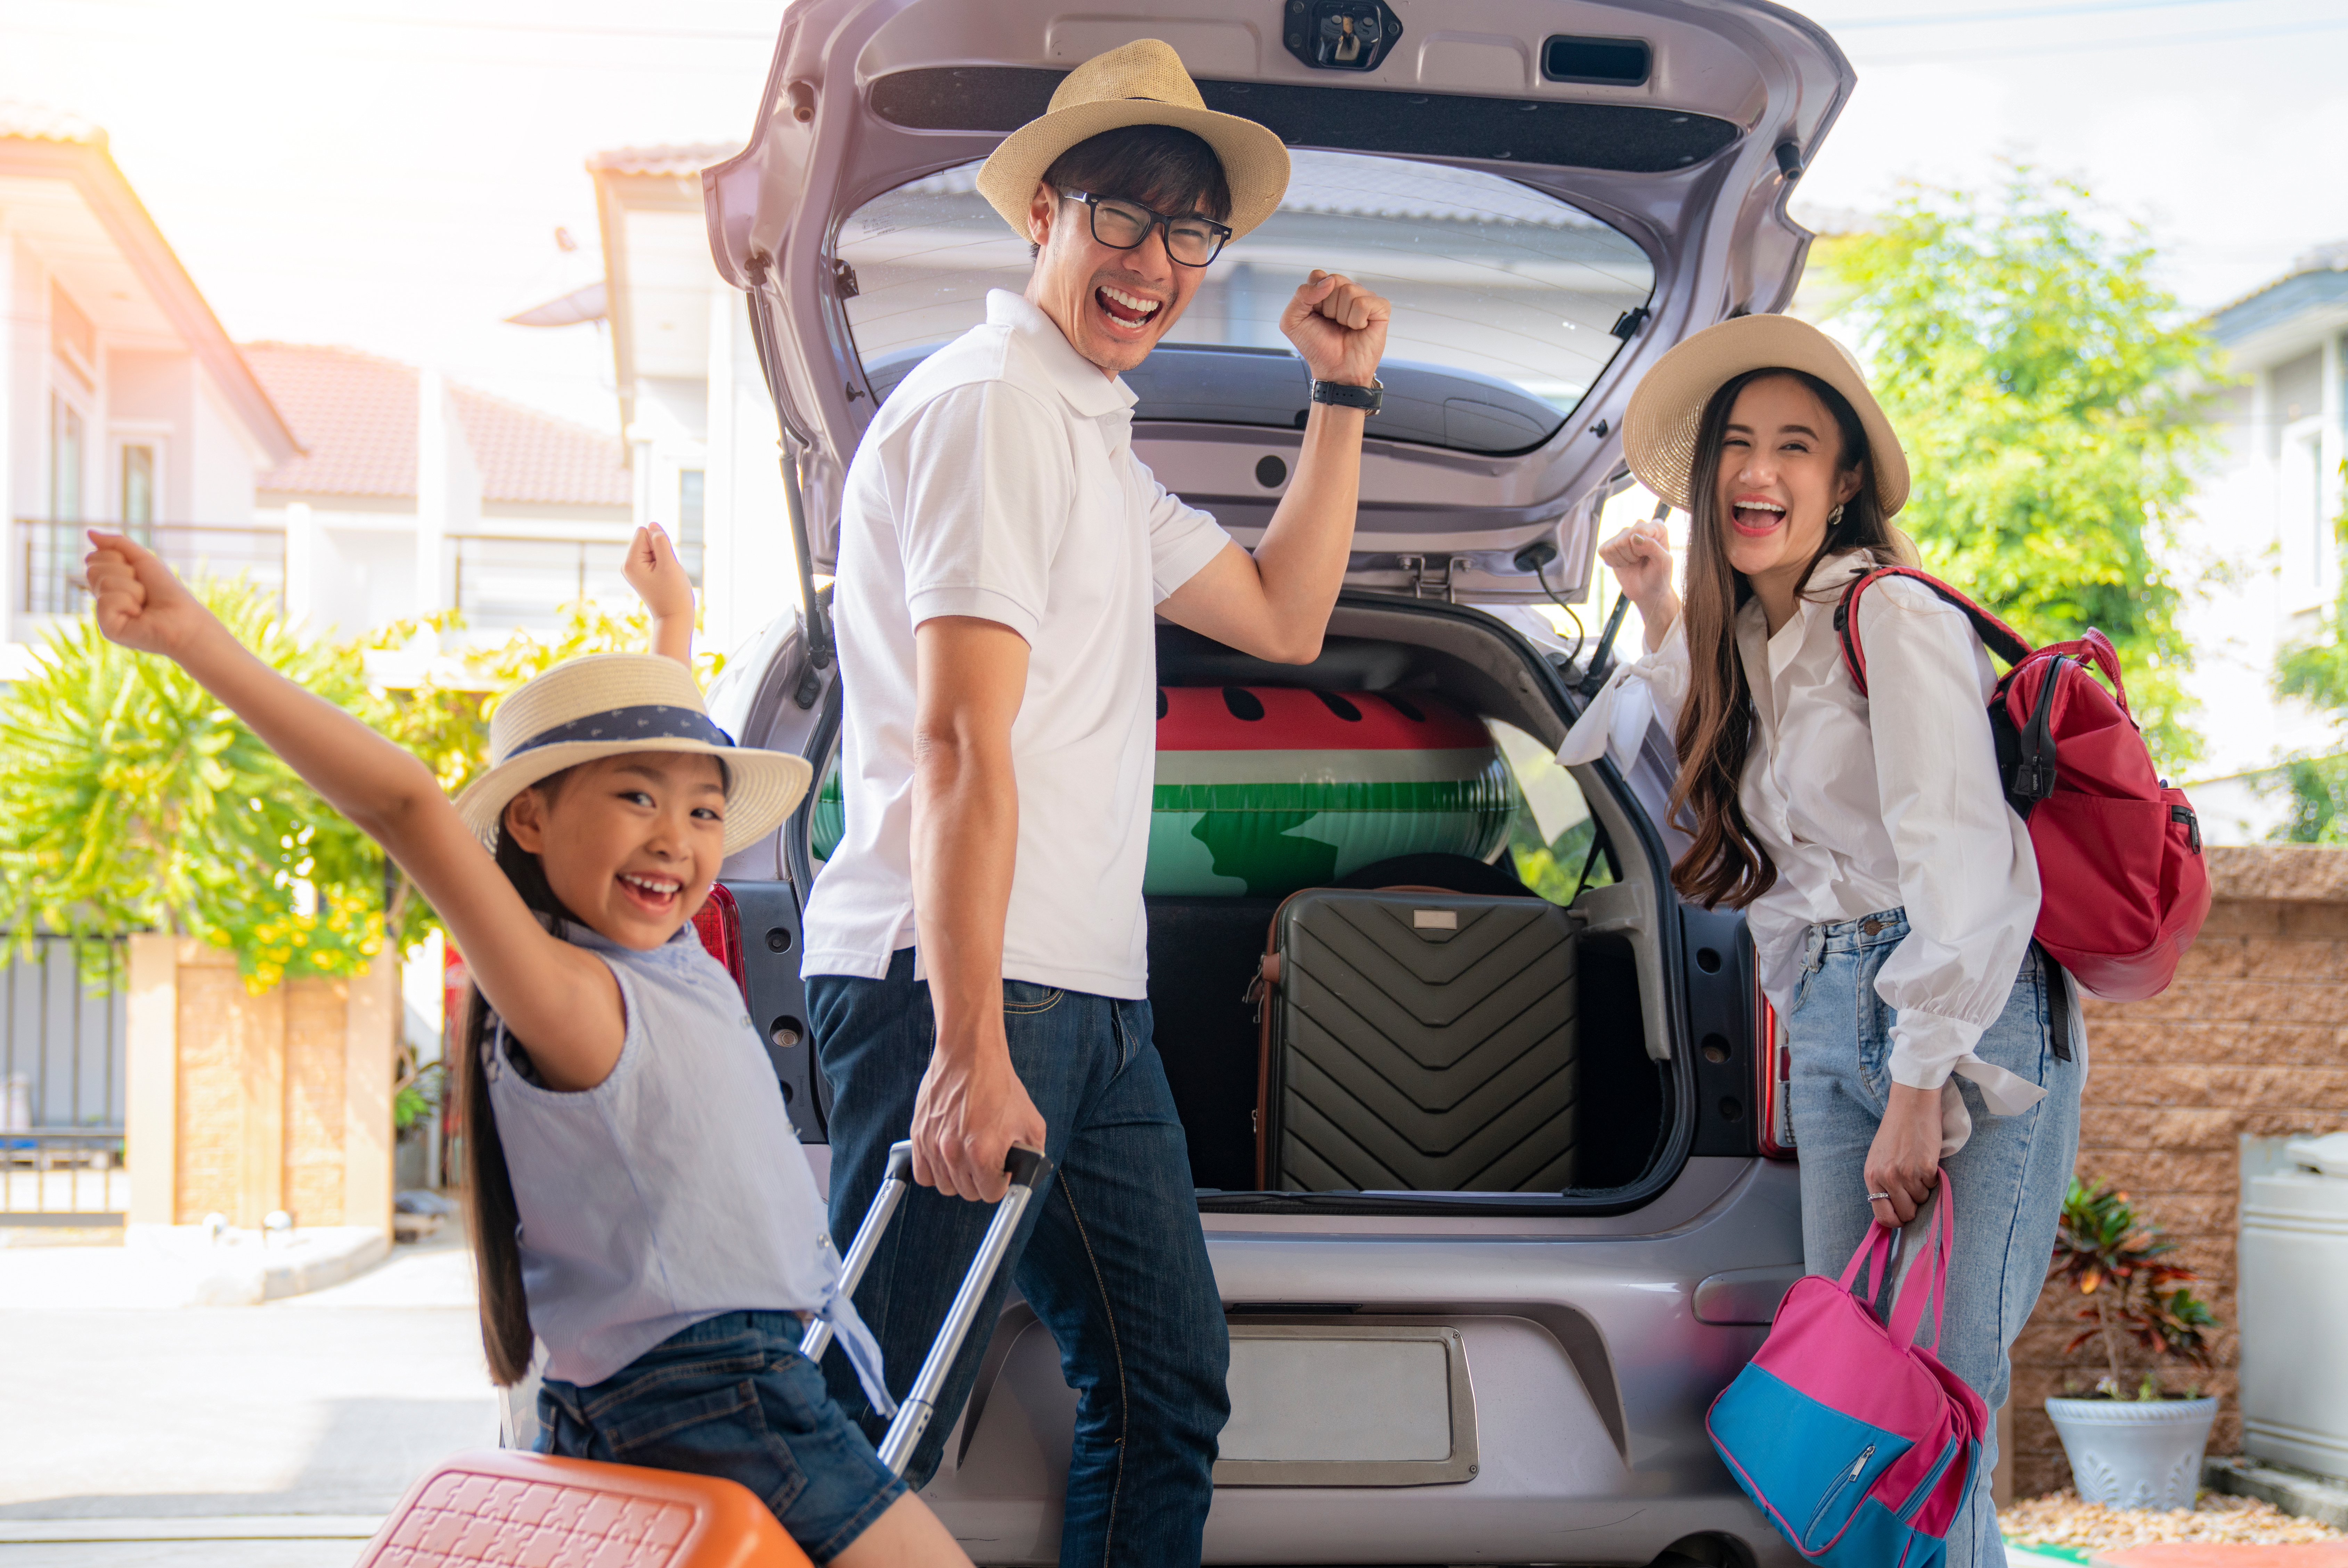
[{"xmin": 2043, "ymin": 1176, "xmax": 2223, "ymax": 1510}]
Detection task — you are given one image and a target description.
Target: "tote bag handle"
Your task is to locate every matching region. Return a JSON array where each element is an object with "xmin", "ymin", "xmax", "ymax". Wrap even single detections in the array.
[{"xmin": 1832, "ymin": 1174, "xmax": 1957, "ymax": 1350}]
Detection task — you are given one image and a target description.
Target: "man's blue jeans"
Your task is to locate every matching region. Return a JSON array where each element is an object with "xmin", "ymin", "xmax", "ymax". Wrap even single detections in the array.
[
  {"xmin": 1788, "ymin": 910, "xmax": 2083, "ymax": 1568},
  {"xmin": 808, "ymin": 951, "xmax": 1230, "ymax": 1568}
]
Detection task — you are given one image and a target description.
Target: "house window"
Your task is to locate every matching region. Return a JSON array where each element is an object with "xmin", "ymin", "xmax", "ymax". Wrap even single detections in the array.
[
  {"xmin": 121, "ymin": 443, "xmax": 156, "ymax": 535},
  {"xmin": 677, "ymin": 469, "xmax": 706, "ymax": 586},
  {"xmin": 50, "ymin": 395, "xmax": 84, "ymax": 522},
  {"xmin": 2282, "ymin": 421, "xmax": 2332, "ymax": 613}
]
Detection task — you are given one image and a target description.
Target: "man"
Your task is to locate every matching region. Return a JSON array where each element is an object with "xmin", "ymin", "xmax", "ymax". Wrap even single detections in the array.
[{"xmin": 802, "ymin": 37, "xmax": 1389, "ymax": 1567}]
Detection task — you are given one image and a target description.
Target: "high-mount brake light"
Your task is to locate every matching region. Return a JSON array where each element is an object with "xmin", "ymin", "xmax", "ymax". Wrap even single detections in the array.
[{"xmin": 692, "ymin": 883, "xmax": 750, "ymax": 1002}]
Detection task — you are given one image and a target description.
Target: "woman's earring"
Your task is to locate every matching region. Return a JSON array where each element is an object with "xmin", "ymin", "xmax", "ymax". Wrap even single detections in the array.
[{"xmin": 1827, "ymin": 503, "xmax": 1846, "ymax": 531}]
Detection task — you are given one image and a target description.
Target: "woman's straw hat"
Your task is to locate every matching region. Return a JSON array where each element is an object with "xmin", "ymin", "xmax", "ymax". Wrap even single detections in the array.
[
  {"xmin": 454, "ymin": 654, "xmax": 809, "ymax": 856},
  {"xmin": 976, "ymin": 39, "xmax": 1291, "ymax": 241},
  {"xmin": 1623, "ymin": 314, "xmax": 1911, "ymax": 518}
]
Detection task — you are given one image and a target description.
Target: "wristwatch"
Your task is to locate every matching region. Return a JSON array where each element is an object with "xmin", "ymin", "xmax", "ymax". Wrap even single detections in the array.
[{"xmin": 1310, "ymin": 377, "xmax": 1384, "ymax": 416}]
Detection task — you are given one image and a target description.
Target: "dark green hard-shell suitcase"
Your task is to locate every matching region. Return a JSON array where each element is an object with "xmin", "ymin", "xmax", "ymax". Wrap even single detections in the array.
[{"xmin": 1252, "ymin": 888, "xmax": 1580, "ymax": 1192}]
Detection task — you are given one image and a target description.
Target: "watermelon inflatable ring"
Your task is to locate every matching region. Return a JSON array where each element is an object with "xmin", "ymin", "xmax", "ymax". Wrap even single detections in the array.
[
  {"xmin": 1148, "ymin": 687, "xmax": 1517, "ymax": 897},
  {"xmin": 806, "ymin": 686, "xmax": 1520, "ymax": 900}
]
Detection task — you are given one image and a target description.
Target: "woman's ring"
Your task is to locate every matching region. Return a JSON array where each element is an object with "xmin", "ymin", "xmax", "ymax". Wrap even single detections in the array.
[{"xmin": 1867, "ymin": 1191, "xmax": 1892, "ymax": 1201}]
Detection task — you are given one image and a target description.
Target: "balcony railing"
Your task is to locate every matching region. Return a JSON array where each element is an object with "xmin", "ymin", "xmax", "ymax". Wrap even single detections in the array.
[
  {"xmin": 453, "ymin": 532, "xmax": 697, "ymax": 634},
  {"xmin": 13, "ymin": 520, "xmax": 682, "ymax": 642},
  {"xmin": 14, "ymin": 518, "xmax": 287, "ymax": 617}
]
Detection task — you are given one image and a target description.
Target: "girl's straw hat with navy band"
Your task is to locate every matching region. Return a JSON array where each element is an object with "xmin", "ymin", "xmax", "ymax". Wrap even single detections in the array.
[{"xmin": 454, "ymin": 654, "xmax": 810, "ymax": 856}]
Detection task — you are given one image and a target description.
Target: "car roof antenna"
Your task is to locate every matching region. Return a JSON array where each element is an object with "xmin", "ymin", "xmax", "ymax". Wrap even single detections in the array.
[{"xmin": 1576, "ymin": 498, "xmax": 1672, "ymax": 697}]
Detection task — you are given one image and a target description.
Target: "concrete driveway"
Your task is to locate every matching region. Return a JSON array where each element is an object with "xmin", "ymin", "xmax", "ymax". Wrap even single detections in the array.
[{"xmin": 0, "ymin": 1225, "xmax": 496, "ymax": 1568}]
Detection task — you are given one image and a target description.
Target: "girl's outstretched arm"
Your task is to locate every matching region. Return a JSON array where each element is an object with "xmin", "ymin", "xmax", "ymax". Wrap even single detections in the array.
[
  {"xmin": 622, "ymin": 524, "xmax": 694, "ymax": 664},
  {"xmin": 83, "ymin": 530, "xmax": 626, "ymax": 1088}
]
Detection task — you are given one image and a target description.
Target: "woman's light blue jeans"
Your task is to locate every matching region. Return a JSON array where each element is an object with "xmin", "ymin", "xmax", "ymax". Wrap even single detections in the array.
[{"xmin": 1788, "ymin": 909, "xmax": 2082, "ymax": 1568}]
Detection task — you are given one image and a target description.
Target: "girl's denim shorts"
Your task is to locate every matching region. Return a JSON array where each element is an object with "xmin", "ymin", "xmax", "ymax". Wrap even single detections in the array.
[{"xmin": 536, "ymin": 1310, "xmax": 906, "ymax": 1564}]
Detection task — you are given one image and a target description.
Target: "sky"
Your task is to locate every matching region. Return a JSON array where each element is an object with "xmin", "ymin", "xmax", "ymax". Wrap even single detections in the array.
[{"xmin": 3, "ymin": 0, "xmax": 2344, "ymax": 437}]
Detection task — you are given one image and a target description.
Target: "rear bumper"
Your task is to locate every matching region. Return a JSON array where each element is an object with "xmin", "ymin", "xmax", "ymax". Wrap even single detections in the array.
[{"xmin": 919, "ymin": 1155, "xmax": 1805, "ymax": 1566}]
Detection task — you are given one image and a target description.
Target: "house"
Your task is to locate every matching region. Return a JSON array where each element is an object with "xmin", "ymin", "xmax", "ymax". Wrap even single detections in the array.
[
  {"xmin": 242, "ymin": 343, "xmax": 634, "ymax": 643},
  {"xmin": 509, "ymin": 143, "xmax": 794, "ymax": 658},
  {"xmin": 0, "ymin": 103, "xmax": 298, "ymax": 671},
  {"xmin": 2176, "ymin": 242, "xmax": 2348, "ymax": 841}
]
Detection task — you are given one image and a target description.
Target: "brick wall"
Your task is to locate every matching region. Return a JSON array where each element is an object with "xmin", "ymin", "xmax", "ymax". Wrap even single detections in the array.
[{"xmin": 2010, "ymin": 845, "xmax": 2348, "ymax": 1498}]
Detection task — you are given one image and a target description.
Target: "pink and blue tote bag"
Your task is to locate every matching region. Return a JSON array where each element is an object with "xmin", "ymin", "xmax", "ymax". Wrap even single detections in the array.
[{"xmin": 1705, "ymin": 1176, "xmax": 1988, "ymax": 1567}]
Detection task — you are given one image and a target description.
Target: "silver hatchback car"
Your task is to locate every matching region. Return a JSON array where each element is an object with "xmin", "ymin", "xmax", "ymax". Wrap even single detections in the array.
[{"xmin": 633, "ymin": 4, "xmax": 1848, "ymax": 1563}]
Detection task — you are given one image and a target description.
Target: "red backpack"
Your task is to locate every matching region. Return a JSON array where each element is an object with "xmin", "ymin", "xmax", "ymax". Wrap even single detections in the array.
[{"xmin": 1835, "ymin": 566, "xmax": 2210, "ymax": 1008}]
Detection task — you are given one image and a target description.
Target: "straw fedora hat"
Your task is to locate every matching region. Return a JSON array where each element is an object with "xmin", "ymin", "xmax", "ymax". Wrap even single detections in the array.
[
  {"xmin": 453, "ymin": 653, "xmax": 810, "ymax": 856},
  {"xmin": 976, "ymin": 39, "xmax": 1291, "ymax": 241},
  {"xmin": 1622, "ymin": 314, "xmax": 1911, "ymax": 518}
]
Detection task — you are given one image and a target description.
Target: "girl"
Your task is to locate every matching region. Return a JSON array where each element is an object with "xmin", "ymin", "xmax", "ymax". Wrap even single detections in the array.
[
  {"xmin": 1560, "ymin": 317, "xmax": 2082, "ymax": 1567},
  {"xmin": 84, "ymin": 525, "xmax": 971, "ymax": 1568}
]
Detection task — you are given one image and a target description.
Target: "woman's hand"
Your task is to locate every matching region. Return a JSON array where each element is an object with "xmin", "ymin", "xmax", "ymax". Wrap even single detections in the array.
[
  {"xmin": 1865, "ymin": 1082, "xmax": 1943, "ymax": 1226},
  {"xmin": 84, "ymin": 531, "xmax": 221, "ymax": 660},
  {"xmin": 1596, "ymin": 518, "xmax": 1679, "ymax": 648},
  {"xmin": 623, "ymin": 525, "xmax": 695, "ymax": 663}
]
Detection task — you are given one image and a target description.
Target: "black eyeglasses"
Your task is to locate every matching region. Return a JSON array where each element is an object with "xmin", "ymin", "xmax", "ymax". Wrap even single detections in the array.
[{"xmin": 1058, "ymin": 189, "xmax": 1232, "ymax": 268}]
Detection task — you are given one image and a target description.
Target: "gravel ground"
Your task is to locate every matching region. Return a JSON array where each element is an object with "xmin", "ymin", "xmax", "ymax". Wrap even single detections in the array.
[{"xmin": 2005, "ymin": 1491, "xmax": 2347, "ymax": 1553}]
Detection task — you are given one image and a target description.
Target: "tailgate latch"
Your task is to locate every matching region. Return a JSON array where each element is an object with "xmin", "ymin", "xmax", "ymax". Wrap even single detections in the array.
[{"xmin": 1397, "ymin": 554, "xmax": 1460, "ymax": 601}]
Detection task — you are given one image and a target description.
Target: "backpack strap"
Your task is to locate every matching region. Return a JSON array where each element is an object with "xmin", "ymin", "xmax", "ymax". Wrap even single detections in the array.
[
  {"xmin": 1832, "ymin": 566, "xmax": 2036, "ymax": 698},
  {"xmin": 2038, "ymin": 942, "xmax": 2073, "ymax": 1063}
]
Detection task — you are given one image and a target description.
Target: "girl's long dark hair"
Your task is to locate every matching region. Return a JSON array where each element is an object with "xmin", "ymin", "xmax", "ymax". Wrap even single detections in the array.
[
  {"xmin": 1666, "ymin": 368, "xmax": 1913, "ymax": 910},
  {"xmin": 463, "ymin": 788, "xmax": 579, "ymax": 1387}
]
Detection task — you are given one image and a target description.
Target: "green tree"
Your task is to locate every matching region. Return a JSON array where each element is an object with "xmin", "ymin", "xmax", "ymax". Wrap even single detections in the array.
[
  {"xmin": 1827, "ymin": 164, "xmax": 2222, "ymax": 767},
  {"xmin": 2269, "ymin": 459, "xmax": 2348, "ymax": 841},
  {"xmin": 0, "ymin": 586, "xmax": 724, "ymax": 990},
  {"xmin": 0, "ymin": 579, "xmax": 384, "ymax": 987}
]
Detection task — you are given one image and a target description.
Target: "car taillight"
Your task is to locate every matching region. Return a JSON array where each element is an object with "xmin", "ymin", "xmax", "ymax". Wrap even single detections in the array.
[
  {"xmin": 692, "ymin": 883, "xmax": 749, "ymax": 1002},
  {"xmin": 1756, "ymin": 979, "xmax": 1796, "ymax": 1160}
]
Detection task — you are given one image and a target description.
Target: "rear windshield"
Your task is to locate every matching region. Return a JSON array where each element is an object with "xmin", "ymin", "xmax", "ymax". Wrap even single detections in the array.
[{"xmin": 837, "ymin": 149, "xmax": 1653, "ymax": 455}]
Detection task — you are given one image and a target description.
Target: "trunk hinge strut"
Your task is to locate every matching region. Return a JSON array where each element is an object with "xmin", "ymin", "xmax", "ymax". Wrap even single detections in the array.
[{"xmin": 743, "ymin": 253, "xmax": 836, "ymax": 708}]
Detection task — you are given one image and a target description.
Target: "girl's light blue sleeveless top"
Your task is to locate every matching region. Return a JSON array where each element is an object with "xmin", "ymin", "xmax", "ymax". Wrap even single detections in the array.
[{"xmin": 486, "ymin": 922, "xmax": 892, "ymax": 1411}]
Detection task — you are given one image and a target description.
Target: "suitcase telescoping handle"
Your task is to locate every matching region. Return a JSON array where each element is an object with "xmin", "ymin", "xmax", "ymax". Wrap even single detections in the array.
[{"xmin": 798, "ymin": 1139, "xmax": 1052, "ymax": 1478}]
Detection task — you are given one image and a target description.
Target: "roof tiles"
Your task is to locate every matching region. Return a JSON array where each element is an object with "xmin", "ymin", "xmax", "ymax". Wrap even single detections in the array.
[
  {"xmin": 587, "ymin": 143, "xmax": 736, "ymax": 179},
  {"xmin": 0, "ymin": 100, "xmax": 105, "ymax": 146},
  {"xmin": 244, "ymin": 343, "xmax": 630, "ymax": 508}
]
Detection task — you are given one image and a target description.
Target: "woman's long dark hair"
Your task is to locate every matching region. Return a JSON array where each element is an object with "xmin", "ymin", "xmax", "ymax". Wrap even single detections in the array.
[
  {"xmin": 1666, "ymin": 368, "xmax": 1913, "ymax": 910},
  {"xmin": 463, "ymin": 781, "xmax": 579, "ymax": 1387}
]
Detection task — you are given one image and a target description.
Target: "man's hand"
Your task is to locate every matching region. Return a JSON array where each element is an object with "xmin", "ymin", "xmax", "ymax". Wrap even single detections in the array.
[
  {"xmin": 1280, "ymin": 269, "xmax": 1389, "ymax": 387},
  {"xmin": 1865, "ymin": 1083, "xmax": 1944, "ymax": 1227},
  {"xmin": 83, "ymin": 530, "xmax": 220, "ymax": 659},
  {"xmin": 910, "ymin": 1031, "xmax": 1049, "ymax": 1202},
  {"xmin": 1596, "ymin": 518, "xmax": 1680, "ymax": 650}
]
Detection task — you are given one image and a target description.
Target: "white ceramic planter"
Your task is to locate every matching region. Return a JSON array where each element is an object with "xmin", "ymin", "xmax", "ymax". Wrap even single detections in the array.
[{"xmin": 2045, "ymin": 1395, "xmax": 2220, "ymax": 1510}]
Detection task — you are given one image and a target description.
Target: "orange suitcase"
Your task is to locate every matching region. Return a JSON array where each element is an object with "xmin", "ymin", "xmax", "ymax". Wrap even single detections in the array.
[
  {"xmin": 356, "ymin": 1449, "xmax": 810, "ymax": 1568},
  {"xmin": 360, "ymin": 1141, "xmax": 1047, "ymax": 1566}
]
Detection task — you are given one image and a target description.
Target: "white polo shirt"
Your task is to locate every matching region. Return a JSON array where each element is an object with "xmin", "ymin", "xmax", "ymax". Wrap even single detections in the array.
[{"xmin": 802, "ymin": 290, "xmax": 1232, "ymax": 998}]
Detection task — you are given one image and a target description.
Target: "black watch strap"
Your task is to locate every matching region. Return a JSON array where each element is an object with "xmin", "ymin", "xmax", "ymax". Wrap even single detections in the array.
[{"xmin": 1311, "ymin": 376, "xmax": 1383, "ymax": 415}]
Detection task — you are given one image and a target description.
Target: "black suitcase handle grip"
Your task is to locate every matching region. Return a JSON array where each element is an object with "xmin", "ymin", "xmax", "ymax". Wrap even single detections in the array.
[
  {"xmin": 1004, "ymin": 1142, "xmax": 1050, "ymax": 1192},
  {"xmin": 883, "ymin": 1138, "xmax": 1048, "ymax": 1191}
]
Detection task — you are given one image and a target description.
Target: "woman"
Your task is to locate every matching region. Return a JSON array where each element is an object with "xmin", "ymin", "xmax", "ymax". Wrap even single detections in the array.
[{"xmin": 1561, "ymin": 315, "xmax": 2081, "ymax": 1567}]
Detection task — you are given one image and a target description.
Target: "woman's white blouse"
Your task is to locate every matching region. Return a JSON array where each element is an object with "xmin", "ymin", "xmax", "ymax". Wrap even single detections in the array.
[{"xmin": 1559, "ymin": 552, "xmax": 2047, "ymax": 1126}]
